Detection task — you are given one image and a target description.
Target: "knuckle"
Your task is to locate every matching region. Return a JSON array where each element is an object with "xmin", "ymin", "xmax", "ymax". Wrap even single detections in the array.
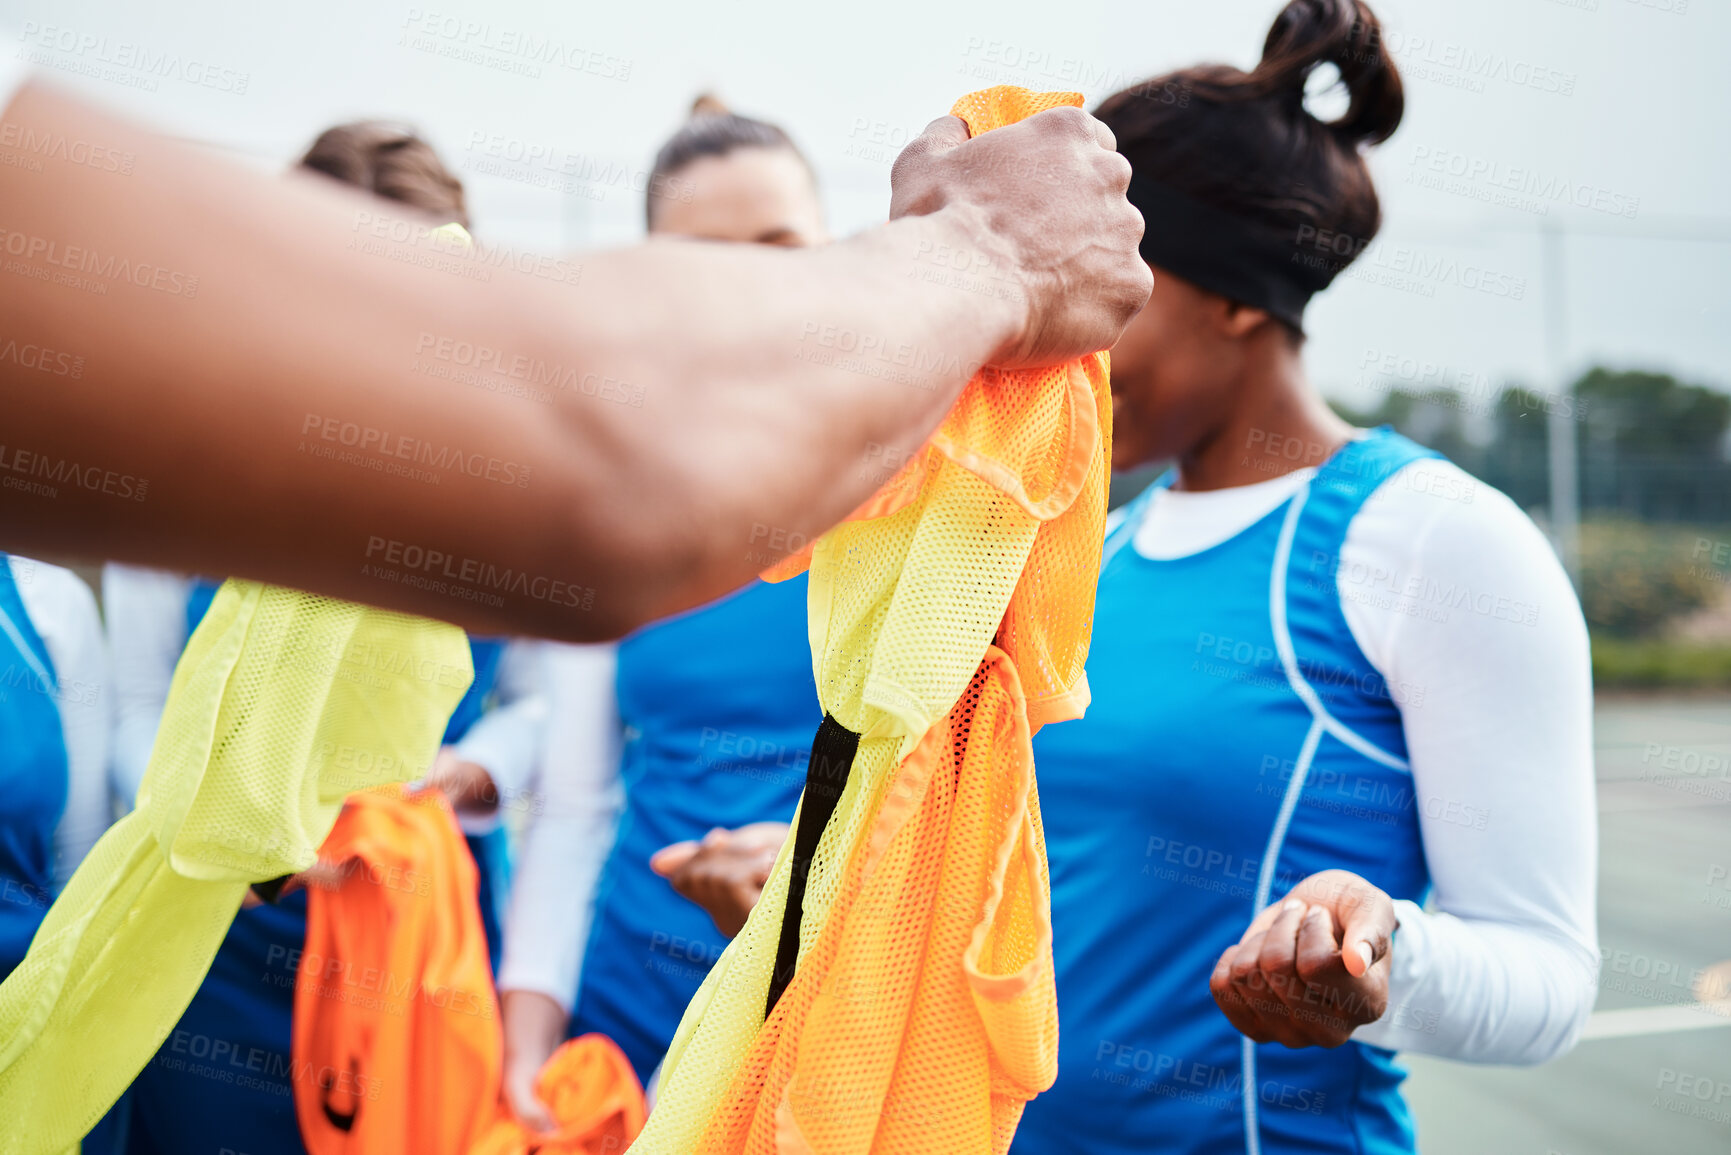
[
  {"xmin": 1034, "ymin": 105, "xmax": 1090, "ymax": 139},
  {"xmin": 891, "ymin": 140, "xmax": 940, "ymax": 178}
]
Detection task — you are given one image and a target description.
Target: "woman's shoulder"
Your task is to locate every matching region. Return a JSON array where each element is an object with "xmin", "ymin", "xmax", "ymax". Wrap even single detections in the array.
[
  {"xmin": 6, "ymin": 558, "xmax": 105, "ymax": 699},
  {"xmin": 1341, "ymin": 457, "xmax": 1588, "ymax": 669},
  {"xmin": 9, "ymin": 556, "xmax": 100, "ymax": 630},
  {"xmin": 1354, "ymin": 458, "xmax": 1565, "ymax": 583}
]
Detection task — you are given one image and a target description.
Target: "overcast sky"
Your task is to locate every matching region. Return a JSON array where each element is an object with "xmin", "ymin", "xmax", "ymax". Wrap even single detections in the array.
[{"xmin": 7, "ymin": 0, "xmax": 1728, "ymax": 405}]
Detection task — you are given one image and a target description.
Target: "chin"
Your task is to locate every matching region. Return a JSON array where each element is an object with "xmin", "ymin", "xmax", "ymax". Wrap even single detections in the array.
[
  {"xmin": 1109, "ymin": 402, "xmax": 1160, "ymax": 472},
  {"xmin": 1110, "ymin": 439, "xmax": 1155, "ymax": 474}
]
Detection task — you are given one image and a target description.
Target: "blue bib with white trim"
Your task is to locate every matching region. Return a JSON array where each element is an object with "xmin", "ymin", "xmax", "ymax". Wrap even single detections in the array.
[
  {"xmin": 0, "ymin": 555, "xmax": 69, "ymax": 981},
  {"xmin": 1014, "ymin": 430, "xmax": 1437, "ymax": 1155}
]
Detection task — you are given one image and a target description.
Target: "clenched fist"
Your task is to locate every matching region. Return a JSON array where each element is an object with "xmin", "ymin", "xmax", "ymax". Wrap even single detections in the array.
[{"xmin": 890, "ymin": 107, "xmax": 1151, "ymax": 369}]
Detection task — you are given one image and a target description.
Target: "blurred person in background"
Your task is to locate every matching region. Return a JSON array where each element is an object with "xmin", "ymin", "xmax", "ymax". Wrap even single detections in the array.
[
  {"xmin": 1012, "ymin": 1, "xmax": 1598, "ymax": 1152},
  {"xmin": 99, "ymin": 123, "xmax": 545, "ymax": 1155},
  {"xmin": 496, "ymin": 96, "xmax": 823, "ymax": 1131},
  {"xmin": 0, "ymin": 553, "xmax": 111, "ymax": 980}
]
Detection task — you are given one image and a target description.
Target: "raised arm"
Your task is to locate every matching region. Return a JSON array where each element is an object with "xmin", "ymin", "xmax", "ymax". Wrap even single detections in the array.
[{"xmin": 0, "ymin": 82, "xmax": 1147, "ymax": 641}]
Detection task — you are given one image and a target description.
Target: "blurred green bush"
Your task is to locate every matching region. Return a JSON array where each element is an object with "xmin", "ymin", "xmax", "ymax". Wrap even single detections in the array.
[
  {"xmin": 1578, "ymin": 519, "xmax": 1727, "ymax": 638},
  {"xmin": 1577, "ymin": 518, "xmax": 1731, "ymax": 688}
]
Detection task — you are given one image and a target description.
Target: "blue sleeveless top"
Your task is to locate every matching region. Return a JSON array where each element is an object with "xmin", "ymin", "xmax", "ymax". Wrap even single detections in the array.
[
  {"xmin": 113, "ymin": 589, "xmax": 507, "ymax": 1155},
  {"xmin": 1013, "ymin": 431, "xmax": 1438, "ymax": 1155},
  {"xmin": 0, "ymin": 556, "xmax": 70, "ymax": 981},
  {"xmin": 570, "ymin": 576, "xmax": 819, "ymax": 1082}
]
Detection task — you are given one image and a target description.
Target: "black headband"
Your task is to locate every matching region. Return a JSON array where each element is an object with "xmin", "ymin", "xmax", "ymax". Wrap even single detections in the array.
[{"xmin": 1126, "ymin": 170, "xmax": 1340, "ymax": 331}]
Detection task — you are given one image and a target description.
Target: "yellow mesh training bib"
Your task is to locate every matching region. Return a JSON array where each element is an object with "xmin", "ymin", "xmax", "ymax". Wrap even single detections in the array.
[
  {"xmin": 632, "ymin": 86, "xmax": 1112, "ymax": 1155},
  {"xmin": 0, "ymin": 581, "xmax": 470, "ymax": 1155}
]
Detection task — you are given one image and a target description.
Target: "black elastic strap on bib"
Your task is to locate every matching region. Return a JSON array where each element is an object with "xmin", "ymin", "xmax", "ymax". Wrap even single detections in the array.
[
  {"xmin": 765, "ymin": 713, "xmax": 861, "ymax": 1017},
  {"xmin": 250, "ymin": 874, "xmax": 293, "ymax": 905},
  {"xmin": 1128, "ymin": 171, "xmax": 1341, "ymax": 332}
]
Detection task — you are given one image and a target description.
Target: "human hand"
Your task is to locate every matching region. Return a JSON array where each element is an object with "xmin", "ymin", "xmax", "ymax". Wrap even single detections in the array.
[
  {"xmin": 889, "ymin": 107, "xmax": 1150, "ymax": 369},
  {"xmin": 420, "ymin": 746, "xmax": 500, "ymax": 817},
  {"xmin": 650, "ymin": 822, "xmax": 789, "ymax": 938},
  {"xmin": 1209, "ymin": 869, "xmax": 1398, "ymax": 1048},
  {"xmin": 500, "ymin": 988, "xmax": 566, "ymax": 1133}
]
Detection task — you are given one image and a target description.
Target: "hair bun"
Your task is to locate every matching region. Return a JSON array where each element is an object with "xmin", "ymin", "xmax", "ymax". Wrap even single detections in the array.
[
  {"xmin": 1253, "ymin": 0, "xmax": 1404, "ymax": 147},
  {"xmin": 298, "ymin": 120, "xmax": 469, "ymax": 229},
  {"xmin": 690, "ymin": 93, "xmax": 731, "ymax": 119}
]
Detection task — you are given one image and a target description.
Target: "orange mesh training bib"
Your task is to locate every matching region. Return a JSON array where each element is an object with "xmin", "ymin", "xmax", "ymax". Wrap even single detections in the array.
[
  {"xmin": 470, "ymin": 1036, "xmax": 647, "ymax": 1155},
  {"xmin": 630, "ymin": 87, "xmax": 1111, "ymax": 1155},
  {"xmin": 295, "ymin": 788, "xmax": 648, "ymax": 1155},
  {"xmin": 294, "ymin": 787, "xmax": 503, "ymax": 1155}
]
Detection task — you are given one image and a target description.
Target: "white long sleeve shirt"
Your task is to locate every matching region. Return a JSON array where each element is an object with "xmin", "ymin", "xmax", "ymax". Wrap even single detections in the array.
[
  {"xmin": 449, "ymin": 640, "xmax": 550, "ymax": 836},
  {"xmin": 1128, "ymin": 457, "xmax": 1599, "ymax": 1065},
  {"xmin": 102, "ymin": 563, "xmax": 192, "ymax": 809},
  {"xmin": 8, "ymin": 556, "xmax": 112, "ymax": 883},
  {"xmin": 497, "ymin": 641, "xmax": 623, "ymax": 1008}
]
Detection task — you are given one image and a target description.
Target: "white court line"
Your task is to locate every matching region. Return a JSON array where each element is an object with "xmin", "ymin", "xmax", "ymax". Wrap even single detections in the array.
[{"xmin": 1580, "ymin": 1003, "xmax": 1731, "ymax": 1040}]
